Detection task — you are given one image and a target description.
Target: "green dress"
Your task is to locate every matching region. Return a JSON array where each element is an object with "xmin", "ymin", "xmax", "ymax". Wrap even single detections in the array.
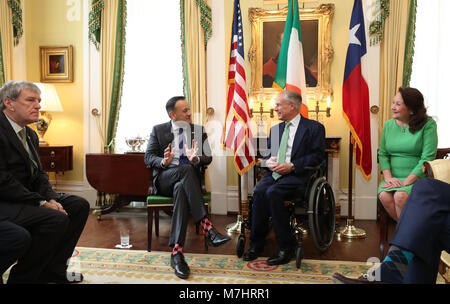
[{"xmin": 378, "ymin": 118, "xmax": 438, "ymax": 194}]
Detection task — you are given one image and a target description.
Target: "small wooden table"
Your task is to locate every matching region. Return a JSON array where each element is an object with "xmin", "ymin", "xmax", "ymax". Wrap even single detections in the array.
[
  {"xmin": 85, "ymin": 153, "xmax": 151, "ymax": 220},
  {"xmin": 39, "ymin": 145, "xmax": 73, "ymax": 173}
]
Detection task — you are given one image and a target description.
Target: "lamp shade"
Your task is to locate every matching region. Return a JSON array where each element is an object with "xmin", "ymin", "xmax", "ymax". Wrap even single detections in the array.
[{"xmin": 34, "ymin": 83, "xmax": 63, "ymax": 112}]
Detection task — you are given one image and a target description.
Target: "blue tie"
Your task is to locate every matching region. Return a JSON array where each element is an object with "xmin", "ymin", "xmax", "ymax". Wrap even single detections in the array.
[{"xmin": 178, "ymin": 128, "xmax": 190, "ymax": 165}]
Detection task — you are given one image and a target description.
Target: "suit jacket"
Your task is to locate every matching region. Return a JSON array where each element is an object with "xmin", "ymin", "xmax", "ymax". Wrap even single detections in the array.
[
  {"xmin": 262, "ymin": 115, "xmax": 326, "ymax": 185},
  {"xmin": 144, "ymin": 121, "xmax": 212, "ymax": 194},
  {"xmin": 390, "ymin": 178, "xmax": 450, "ymax": 265},
  {"xmin": 0, "ymin": 112, "xmax": 59, "ymax": 220}
]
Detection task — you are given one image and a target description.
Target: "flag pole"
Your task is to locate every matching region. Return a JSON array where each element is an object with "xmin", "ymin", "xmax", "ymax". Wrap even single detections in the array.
[
  {"xmin": 226, "ymin": 173, "xmax": 248, "ymax": 233},
  {"xmin": 340, "ymin": 132, "xmax": 366, "ymax": 238}
]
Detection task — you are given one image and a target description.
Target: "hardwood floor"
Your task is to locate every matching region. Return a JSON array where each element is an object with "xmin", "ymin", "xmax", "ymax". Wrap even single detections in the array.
[{"xmin": 78, "ymin": 206, "xmax": 394, "ymax": 263}]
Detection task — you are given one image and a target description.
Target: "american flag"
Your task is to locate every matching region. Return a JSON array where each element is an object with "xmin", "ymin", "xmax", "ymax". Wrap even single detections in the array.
[{"xmin": 222, "ymin": 0, "xmax": 256, "ymax": 175}]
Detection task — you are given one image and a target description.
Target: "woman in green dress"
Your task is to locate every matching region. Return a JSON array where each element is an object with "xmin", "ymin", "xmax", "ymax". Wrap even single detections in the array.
[{"xmin": 378, "ymin": 87, "xmax": 438, "ymax": 221}]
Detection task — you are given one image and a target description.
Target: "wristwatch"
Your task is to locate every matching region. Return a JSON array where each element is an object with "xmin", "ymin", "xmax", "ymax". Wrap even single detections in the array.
[{"xmin": 289, "ymin": 162, "xmax": 295, "ymax": 172}]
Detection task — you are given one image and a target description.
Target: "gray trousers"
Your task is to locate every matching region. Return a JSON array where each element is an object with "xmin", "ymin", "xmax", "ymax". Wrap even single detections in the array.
[{"xmin": 156, "ymin": 165, "xmax": 207, "ymax": 247}]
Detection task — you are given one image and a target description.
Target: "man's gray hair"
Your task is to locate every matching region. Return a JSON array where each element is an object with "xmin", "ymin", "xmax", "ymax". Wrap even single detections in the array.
[
  {"xmin": 0, "ymin": 80, "xmax": 41, "ymax": 111},
  {"xmin": 280, "ymin": 90, "xmax": 302, "ymax": 111}
]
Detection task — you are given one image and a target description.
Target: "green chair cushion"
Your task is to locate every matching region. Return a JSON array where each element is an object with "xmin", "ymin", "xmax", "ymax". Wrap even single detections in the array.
[{"xmin": 147, "ymin": 193, "xmax": 211, "ymax": 206}]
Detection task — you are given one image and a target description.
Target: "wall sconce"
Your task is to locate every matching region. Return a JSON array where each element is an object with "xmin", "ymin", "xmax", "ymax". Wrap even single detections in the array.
[
  {"xmin": 34, "ymin": 83, "xmax": 63, "ymax": 146},
  {"xmin": 308, "ymin": 95, "xmax": 331, "ymax": 121},
  {"xmin": 249, "ymin": 95, "xmax": 275, "ymax": 137},
  {"xmin": 249, "ymin": 95, "xmax": 275, "ymax": 119}
]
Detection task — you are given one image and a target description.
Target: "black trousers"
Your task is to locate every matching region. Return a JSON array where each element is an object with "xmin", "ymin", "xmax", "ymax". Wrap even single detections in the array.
[
  {"xmin": 0, "ymin": 220, "xmax": 31, "ymax": 280},
  {"xmin": 250, "ymin": 175, "xmax": 299, "ymax": 252},
  {"xmin": 156, "ymin": 165, "xmax": 207, "ymax": 247},
  {"xmin": 5, "ymin": 193, "xmax": 89, "ymax": 284}
]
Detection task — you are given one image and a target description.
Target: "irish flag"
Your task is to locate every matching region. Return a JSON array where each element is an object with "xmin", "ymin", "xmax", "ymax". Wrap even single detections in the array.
[{"xmin": 273, "ymin": 0, "xmax": 308, "ymax": 117}]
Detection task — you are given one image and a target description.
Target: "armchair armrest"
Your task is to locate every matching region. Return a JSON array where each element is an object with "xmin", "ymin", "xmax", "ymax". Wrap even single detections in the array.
[
  {"xmin": 422, "ymin": 159, "xmax": 450, "ymax": 183},
  {"xmin": 146, "ymin": 164, "xmax": 154, "ymax": 195}
]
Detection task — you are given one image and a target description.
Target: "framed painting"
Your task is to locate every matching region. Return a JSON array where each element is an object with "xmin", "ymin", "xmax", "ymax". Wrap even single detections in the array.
[
  {"xmin": 40, "ymin": 46, "xmax": 73, "ymax": 83},
  {"xmin": 249, "ymin": 4, "xmax": 334, "ymax": 103}
]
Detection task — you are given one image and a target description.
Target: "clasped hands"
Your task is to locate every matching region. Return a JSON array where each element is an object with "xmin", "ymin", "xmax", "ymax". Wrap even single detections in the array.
[
  {"xmin": 381, "ymin": 177, "xmax": 406, "ymax": 189},
  {"xmin": 162, "ymin": 140, "xmax": 199, "ymax": 167},
  {"xmin": 42, "ymin": 199, "xmax": 67, "ymax": 215},
  {"xmin": 266, "ymin": 156, "xmax": 293, "ymax": 175}
]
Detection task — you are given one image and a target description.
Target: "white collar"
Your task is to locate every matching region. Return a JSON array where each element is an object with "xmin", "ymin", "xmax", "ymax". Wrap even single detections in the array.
[
  {"xmin": 171, "ymin": 120, "xmax": 190, "ymax": 131},
  {"xmin": 4, "ymin": 113, "xmax": 25, "ymax": 135},
  {"xmin": 286, "ymin": 114, "xmax": 301, "ymax": 128}
]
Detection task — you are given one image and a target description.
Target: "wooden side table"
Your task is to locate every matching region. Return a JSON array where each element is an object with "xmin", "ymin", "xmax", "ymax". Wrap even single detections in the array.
[{"xmin": 39, "ymin": 145, "xmax": 73, "ymax": 173}]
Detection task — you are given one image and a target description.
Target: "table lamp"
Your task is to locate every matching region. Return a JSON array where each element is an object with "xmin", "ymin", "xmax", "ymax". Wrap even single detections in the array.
[{"xmin": 34, "ymin": 83, "xmax": 63, "ymax": 147}]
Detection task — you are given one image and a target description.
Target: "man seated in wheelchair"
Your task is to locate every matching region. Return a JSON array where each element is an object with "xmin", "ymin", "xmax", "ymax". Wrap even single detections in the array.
[{"xmin": 243, "ymin": 90, "xmax": 326, "ymax": 265}]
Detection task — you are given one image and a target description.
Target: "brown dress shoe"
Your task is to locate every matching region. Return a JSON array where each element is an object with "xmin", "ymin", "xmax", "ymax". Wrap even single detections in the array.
[{"xmin": 332, "ymin": 272, "xmax": 382, "ymax": 284}]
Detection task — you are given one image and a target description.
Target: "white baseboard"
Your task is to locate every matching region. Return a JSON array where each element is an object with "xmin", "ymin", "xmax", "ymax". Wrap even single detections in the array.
[
  {"xmin": 50, "ymin": 180, "xmax": 98, "ymax": 209},
  {"xmin": 227, "ymin": 186, "xmax": 239, "ymax": 213},
  {"xmin": 222, "ymin": 186, "xmax": 377, "ymax": 220},
  {"xmin": 53, "ymin": 180, "xmax": 377, "ymax": 220},
  {"xmin": 337, "ymin": 189, "xmax": 377, "ymax": 220},
  {"xmin": 210, "ymin": 191, "xmax": 229, "ymax": 215}
]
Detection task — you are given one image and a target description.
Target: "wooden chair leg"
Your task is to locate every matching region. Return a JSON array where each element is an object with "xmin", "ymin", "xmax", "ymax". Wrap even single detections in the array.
[
  {"xmin": 155, "ymin": 209, "xmax": 159, "ymax": 237},
  {"xmin": 147, "ymin": 207, "xmax": 153, "ymax": 252},
  {"xmin": 378, "ymin": 200, "xmax": 388, "ymax": 260}
]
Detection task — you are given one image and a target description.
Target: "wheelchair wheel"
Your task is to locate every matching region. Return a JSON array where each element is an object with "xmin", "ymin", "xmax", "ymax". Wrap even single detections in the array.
[
  {"xmin": 308, "ymin": 177, "xmax": 336, "ymax": 253},
  {"xmin": 236, "ymin": 235, "xmax": 246, "ymax": 258}
]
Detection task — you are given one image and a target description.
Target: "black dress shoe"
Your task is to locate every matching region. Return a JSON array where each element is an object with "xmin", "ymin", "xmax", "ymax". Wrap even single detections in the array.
[
  {"xmin": 243, "ymin": 248, "xmax": 262, "ymax": 261},
  {"xmin": 170, "ymin": 253, "xmax": 190, "ymax": 279},
  {"xmin": 204, "ymin": 228, "xmax": 231, "ymax": 248},
  {"xmin": 332, "ymin": 272, "xmax": 382, "ymax": 284},
  {"xmin": 266, "ymin": 250, "xmax": 294, "ymax": 265},
  {"xmin": 41, "ymin": 271, "xmax": 84, "ymax": 284}
]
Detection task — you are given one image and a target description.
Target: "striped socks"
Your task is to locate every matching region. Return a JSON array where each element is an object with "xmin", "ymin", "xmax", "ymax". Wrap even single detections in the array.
[
  {"xmin": 379, "ymin": 245, "xmax": 414, "ymax": 283},
  {"xmin": 201, "ymin": 217, "xmax": 214, "ymax": 236},
  {"xmin": 172, "ymin": 243, "xmax": 184, "ymax": 255}
]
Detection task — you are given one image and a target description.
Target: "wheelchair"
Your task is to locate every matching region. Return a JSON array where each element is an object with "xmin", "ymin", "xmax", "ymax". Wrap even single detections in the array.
[{"xmin": 236, "ymin": 165, "xmax": 336, "ymax": 268}]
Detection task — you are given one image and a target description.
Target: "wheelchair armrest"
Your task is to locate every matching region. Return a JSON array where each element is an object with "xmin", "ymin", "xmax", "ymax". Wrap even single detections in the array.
[{"xmin": 304, "ymin": 165, "xmax": 323, "ymax": 177}]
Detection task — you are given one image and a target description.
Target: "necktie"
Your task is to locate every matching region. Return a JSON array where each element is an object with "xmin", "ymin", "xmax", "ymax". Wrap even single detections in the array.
[
  {"xmin": 19, "ymin": 129, "xmax": 38, "ymax": 175},
  {"xmin": 272, "ymin": 121, "xmax": 291, "ymax": 180},
  {"xmin": 178, "ymin": 128, "xmax": 190, "ymax": 165}
]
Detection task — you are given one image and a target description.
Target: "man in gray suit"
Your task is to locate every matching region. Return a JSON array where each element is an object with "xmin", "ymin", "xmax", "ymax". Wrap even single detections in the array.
[{"xmin": 144, "ymin": 96, "xmax": 230, "ymax": 279}]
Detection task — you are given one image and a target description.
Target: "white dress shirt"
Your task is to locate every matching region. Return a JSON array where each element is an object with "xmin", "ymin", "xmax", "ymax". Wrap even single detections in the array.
[{"xmin": 285, "ymin": 114, "xmax": 301, "ymax": 164}]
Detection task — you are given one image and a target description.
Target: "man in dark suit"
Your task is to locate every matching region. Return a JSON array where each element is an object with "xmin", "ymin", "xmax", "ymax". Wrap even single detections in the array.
[
  {"xmin": 243, "ymin": 90, "xmax": 326, "ymax": 265},
  {"xmin": 333, "ymin": 177, "xmax": 450, "ymax": 284},
  {"xmin": 144, "ymin": 96, "xmax": 230, "ymax": 279},
  {"xmin": 0, "ymin": 80, "xmax": 89, "ymax": 284}
]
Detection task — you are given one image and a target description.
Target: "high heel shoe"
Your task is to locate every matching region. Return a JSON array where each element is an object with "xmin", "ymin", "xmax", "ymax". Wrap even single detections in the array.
[{"xmin": 204, "ymin": 228, "xmax": 231, "ymax": 249}]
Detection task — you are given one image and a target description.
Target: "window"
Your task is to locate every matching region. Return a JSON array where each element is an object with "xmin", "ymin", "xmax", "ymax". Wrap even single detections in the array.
[
  {"xmin": 410, "ymin": 0, "xmax": 450, "ymax": 147},
  {"xmin": 114, "ymin": 0, "xmax": 184, "ymax": 153}
]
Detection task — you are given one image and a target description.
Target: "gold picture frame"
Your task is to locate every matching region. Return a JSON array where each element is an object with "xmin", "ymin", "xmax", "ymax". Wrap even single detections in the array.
[
  {"xmin": 249, "ymin": 4, "xmax": 334, "ymax": 103},
  {"xmin": 40, "ymin": 46, "xmax": 73, "ymax": 83}
]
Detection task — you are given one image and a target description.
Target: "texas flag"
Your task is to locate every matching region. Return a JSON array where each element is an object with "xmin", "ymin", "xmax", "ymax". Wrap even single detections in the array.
[{"xmin": 342, "ymin": 0, "xmax": 372, "ymax": 180}]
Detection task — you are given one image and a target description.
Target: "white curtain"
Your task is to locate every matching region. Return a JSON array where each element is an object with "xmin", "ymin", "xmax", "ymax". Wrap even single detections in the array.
[
  {"xmin": 410, "ymin": 0, "xmax": 450, "ymax": 148},
  {"xmin": 114, "ymin": 0, "xmax": 184, "ymax": 153}
]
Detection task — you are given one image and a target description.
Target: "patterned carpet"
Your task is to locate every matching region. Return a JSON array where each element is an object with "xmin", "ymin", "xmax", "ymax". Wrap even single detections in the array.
[{"xmin": 3, "ymin": 247, "xmax": 445, "ymax": 284}]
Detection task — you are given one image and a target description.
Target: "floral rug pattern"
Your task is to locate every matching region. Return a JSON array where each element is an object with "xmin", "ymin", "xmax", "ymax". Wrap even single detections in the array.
[{"xmin": 3, "ymin": 247, "xmax": 445, "ymax": 284}]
